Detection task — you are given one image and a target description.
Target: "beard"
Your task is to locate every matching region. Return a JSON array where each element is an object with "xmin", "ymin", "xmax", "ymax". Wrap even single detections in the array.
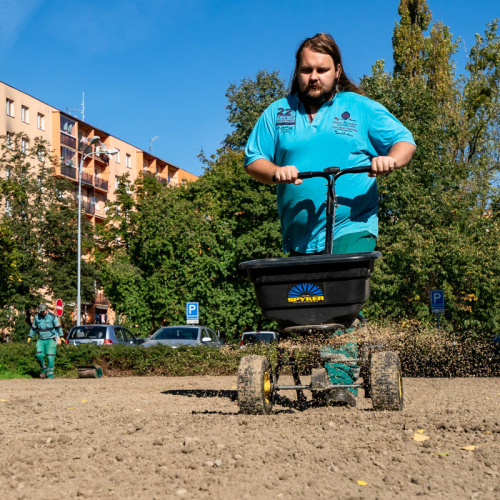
[{"xmin": 298, "ymin": 85, "xmax": 335, "ymax": 107}]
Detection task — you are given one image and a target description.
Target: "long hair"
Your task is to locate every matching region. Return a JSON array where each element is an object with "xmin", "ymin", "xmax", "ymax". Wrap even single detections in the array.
[{"xmin": 290, "ymin": 33, "xmax": 363, "ymax": 95}]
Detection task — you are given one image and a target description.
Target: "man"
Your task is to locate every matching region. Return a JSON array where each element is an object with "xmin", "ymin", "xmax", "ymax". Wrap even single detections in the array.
[
  {"xmin": 28, "ymin": 303, "xmax": 64, "ymax": 379},
  {"xmin": 244, "ymin": 33, "xmax": 416, "ymax": 406}
]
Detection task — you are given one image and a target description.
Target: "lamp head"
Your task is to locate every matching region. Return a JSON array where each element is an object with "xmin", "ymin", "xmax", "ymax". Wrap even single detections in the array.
[
  {"xmin": 89, "ymin": 136, "xmax": 100, "ymax": 145},
  {"xmin": 107, "ymin": 148, "xmax": 120, "ymax": 155}
]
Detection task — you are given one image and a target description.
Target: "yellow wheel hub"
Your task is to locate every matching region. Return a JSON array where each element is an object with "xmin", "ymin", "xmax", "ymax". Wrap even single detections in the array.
[{"xmin": 264, "ymin": 371, "xmax": 272, "ymax": 404}]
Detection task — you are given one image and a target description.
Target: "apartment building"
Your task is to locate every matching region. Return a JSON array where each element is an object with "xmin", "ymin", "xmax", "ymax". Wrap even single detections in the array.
[{"xmin": 1, "ymin": 81, "xmax": 198, "ymax": 326}]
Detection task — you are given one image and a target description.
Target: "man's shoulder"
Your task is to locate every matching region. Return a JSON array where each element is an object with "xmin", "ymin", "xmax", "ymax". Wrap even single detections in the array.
[{"xmin": 340, "ymin": 92, "xmax": 389, "ymax": 111}]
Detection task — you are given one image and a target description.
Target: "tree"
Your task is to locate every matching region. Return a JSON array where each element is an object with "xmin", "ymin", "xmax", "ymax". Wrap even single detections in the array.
[
  {"xmin": 223, "ymin": 70, "xmax": 286, "ymax": 150},
  {"xmin": 99, "ymin": 152, "xmax": 282, "ymax": 339},
  {"xmin": 362, "ymin": 2, "xmax": 500, "ymax": 336},
  {"xmin": 0, "ymin": 134, "xmax": 98, "ymax": 338}
]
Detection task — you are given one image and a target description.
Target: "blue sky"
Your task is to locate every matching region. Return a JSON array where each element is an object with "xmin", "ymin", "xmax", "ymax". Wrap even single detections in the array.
[{"xmin": 1, "ymin": 0, "xmax": 498, "ymax": 177}]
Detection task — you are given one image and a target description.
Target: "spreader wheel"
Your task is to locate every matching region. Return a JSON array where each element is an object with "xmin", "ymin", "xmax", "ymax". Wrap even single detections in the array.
[
  {"xmin": 237, "ymin": 355, "xmax": 274, "ymax": 415},
  {"xmin": 77, "ymin": 365, "xmax": 103, "ymax": 379},
  {"xmin": 370, "ymin": 351, "xmax": 403, "ymax": 411}
]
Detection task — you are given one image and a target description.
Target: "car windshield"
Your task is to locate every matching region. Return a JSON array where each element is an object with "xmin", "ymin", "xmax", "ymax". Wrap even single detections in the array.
[
  {"xmin": 152, "ymin": 328, "xmax": 198, "ymax": 341},
  {"xmin": 69, "ymin": 326, "xmax": 107, "ymax": 340},
  {"xmin": 243, "ymin": 333, "xmax": 275, "ymax": 344}
]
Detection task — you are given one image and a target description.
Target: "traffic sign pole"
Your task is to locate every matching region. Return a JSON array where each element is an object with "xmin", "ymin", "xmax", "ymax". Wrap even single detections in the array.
[
  {"xmin": 186, "ymin": 302, "xmax": 199, "ymax": 325},
  {"xmin": 430, "ymin": 291, "xmax": 445, "ymax": 346}
]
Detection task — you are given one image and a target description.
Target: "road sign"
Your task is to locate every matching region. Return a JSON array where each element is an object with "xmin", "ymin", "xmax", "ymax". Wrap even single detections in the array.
[
  {"xmin": 430, "ymin": 290, "xmax": 445, "ymax": 313},
  {"xmin": 186, "ymin": 302, "xmax": 199, "ymax": 325},
  {"xmin": 55, "ymin": 298, "xmax": 64, "ymax": 317}
]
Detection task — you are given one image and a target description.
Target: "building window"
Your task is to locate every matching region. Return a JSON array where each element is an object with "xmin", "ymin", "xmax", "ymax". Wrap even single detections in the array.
[
  {"xmin": 37, "ymin": 113, "xmax": 45, "ymax": 130},
  {"xmin": 114, "ymin": 150, "xmax": 120, "ymax": 163},
  {"xmin": 126, "ymin": 154, "xmax": 131, "ymax": 168},
  {"xmin": 60, "ymin": 115, "xmax": 75, "ymax": 136},
  {"xmin": 21, "ymin": 106, "xmax": 29, "ymax": 123},
  {"xmin": 6, "ymin": 99, "xmax": 14, "ymax": 117},
  {"xmin": 21, "ymin": 137, "xmax": 29, "ymax": 154},
  {"xmin": 115, "ymin": 177, "xmax": 120, "ymax": 190},
  {"xmin": 6, "ymin": 132, "xmax": 14, "ymax": 149},
  {"xmin": 60, "ymin": 146, "xmax": 75, "ymax": 165},
  {"xmin": 37, "ymin": 147, "xmax": 45, "ymax": 162}
]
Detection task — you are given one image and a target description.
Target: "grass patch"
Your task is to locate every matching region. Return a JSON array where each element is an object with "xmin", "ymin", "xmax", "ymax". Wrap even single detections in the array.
[{"xmin": 0, "ymin": 369, "xmax": 31, "ymax": 379}]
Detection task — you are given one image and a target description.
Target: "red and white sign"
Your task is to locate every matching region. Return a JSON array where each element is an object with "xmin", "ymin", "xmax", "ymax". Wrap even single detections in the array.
[{"xmin": 55, "ymin": 299, "xmax": 64, "ymax": 317}]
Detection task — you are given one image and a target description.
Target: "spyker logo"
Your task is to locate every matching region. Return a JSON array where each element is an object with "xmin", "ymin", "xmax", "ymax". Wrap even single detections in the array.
[{"xmin": 287, "ymin": 283, "xmax": 325, "ymax": 304}]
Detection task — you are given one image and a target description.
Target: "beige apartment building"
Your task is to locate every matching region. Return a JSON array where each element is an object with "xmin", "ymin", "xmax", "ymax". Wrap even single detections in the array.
[{"xmin": 1, "ymin": 80, "xmax": 198, "ymax": 326}]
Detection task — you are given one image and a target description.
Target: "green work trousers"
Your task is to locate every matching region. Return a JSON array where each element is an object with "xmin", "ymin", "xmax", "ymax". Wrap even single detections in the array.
[
  {"xmin": 36, "ymin": 339, "xmax": 57, "ymax": 378},
  {"xmin": 327, "ymin": 231, "xmax": 376, "ymax": 395}
]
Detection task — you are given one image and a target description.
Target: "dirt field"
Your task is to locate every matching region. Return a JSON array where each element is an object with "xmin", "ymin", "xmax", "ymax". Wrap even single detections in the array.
[{"xmin": 1, "ymin": 375, "xmax": 499, "ymax": 499}]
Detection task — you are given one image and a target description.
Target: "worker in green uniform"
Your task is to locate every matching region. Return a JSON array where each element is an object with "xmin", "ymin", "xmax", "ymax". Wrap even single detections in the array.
[{"xmin": 28, "ymin": 303, "xmax": 64, "ymax": 379}]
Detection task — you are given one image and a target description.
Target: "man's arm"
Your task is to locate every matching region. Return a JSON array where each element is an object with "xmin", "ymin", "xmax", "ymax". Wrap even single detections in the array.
[
  {"xmin": 369, "ymin": 141, "xmax": 416, "ymax": 177},
  {"xmin": 245, "ymin": 159, "xmax": 303, "ymax": 185}
]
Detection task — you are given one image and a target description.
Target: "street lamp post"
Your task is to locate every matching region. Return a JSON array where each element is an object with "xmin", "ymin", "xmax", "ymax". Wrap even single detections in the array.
[{"xmin": 77, "ymin": 136, "xmax": 119, "ymax": 326}]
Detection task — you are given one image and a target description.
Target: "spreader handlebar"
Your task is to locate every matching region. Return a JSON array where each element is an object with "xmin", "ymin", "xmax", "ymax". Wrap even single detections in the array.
[
  {"xmin": 297, "ymin": 165, "xmax": 372, "ymax": 181},
  {"xmin": 272, "ymin": 165, "xmax": 372, "ymax": 183}
]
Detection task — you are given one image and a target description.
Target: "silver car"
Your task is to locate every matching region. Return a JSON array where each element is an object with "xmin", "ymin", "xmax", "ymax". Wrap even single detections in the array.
[
  {"xmin": 141, "ymin": 325, "xmax": 223, "ymax": 348},
  {"xmin": 67, "ymin": 325, "xmax": 139, "ymax": 346},
  {"xmin": 240, "ymin": 330, "xmax": 279, "ymax": 348}
]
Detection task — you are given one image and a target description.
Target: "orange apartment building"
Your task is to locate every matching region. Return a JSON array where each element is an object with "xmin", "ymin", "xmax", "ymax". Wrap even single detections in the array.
[{"xmin": 1, "ymin": 80, "xmax": 198, "ymax": 326}]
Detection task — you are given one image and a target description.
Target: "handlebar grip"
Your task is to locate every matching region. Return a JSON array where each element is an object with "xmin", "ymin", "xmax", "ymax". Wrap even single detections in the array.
[{"xmin": 343, "ymin": 166, "xmax": 372, "ymax": 174}]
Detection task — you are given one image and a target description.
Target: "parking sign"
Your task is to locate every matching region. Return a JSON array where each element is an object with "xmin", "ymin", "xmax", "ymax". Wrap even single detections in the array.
[
  {"xmin": 430, "ymin": 290, "xmax": 445, "ymax": 313},
  {"xmin": 186, "ymin": 302, "xmax": 199, "ymax": 324}
]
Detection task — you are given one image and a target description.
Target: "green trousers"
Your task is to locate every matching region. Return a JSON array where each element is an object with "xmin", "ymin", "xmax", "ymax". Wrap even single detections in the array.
[
  {"xmin": 327, "ymin": 231, "xmax": 376, "ymax": 395},
  {"xmin": 36, "ymin": 339, "xmax": 57, "ymax": 378}
]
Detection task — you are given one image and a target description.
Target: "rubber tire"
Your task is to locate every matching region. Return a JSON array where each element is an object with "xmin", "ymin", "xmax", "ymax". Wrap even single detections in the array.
[
  {"xmin": 238, "ymin": 355, "xmax": 274, "ymax": 415},
  {"xmin": 77, "ymin": 365, "xmax": 103, "ymax": 379},
  {"xmin": 370, "ymin": 351, "xmax": 403, "ymax": 411}
]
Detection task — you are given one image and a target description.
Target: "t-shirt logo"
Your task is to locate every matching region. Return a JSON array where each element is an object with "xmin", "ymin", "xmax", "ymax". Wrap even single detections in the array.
[
  {"xmin": 277, "ymin": 107, "xmax": 296, "ymax": 132},
  {"xmin": 332, "ymin": 110, "xmax": 358, "ymax": 137}
]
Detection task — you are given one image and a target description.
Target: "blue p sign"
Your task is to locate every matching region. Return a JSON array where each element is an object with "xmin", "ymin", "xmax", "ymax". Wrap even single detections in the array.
[
  {"xmin": 430, "ymin": 290, "xmax": 445, "ymax": 313},
  {"xmin": 186, "ymin": 302, "xmax": 199, "ymax": 324}
]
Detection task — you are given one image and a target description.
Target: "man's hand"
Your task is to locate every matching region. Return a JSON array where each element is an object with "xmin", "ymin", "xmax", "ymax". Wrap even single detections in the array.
[
  {"xmin": 27, "ymin": 337, "xmax": 32, "ymax": 344},
  {"xmin": 273, "ymin": 165, "xmax": 303, "ymax": 185},
  {"xmin": 56, "ymin": 336, "xmax": 62, "ymax": 346},
  {"xmin": 369, "ymin": 156, "xmax": 397, "ymax": 177}
]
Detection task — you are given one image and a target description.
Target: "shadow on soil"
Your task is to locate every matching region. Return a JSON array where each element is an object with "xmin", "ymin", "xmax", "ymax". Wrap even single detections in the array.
[{"xmin": 162, "ymin": 387, "xmax": 361, "ymax": 414}]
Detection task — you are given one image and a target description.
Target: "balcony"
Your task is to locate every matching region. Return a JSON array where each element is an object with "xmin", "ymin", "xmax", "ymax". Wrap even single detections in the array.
[
  {"xmin": 83, "ymin": 202, "xmax": 95, "ymax": 215},
  {"xmin": 95, "ymin": 292, "xmax": 110, "ymax": 306},
  {"xmin": 81, "ymin": 172, "xmax": 93, "ymax": 186},
  {"xmin": 95, "ymin": 177, "xmax": 108, "ymax": 191},
  {"xmin": 95, "ymin": 153, "xmax": 109, "ymax": 165},
  {"xmin": 61, "ymin": 165, "xmax": 77, "ymax": 180},
  {"xmin": 60, "ymin": 133, "xmax": 76, "ymax": 149},
  {"xmin": 143, "ymin": 170, "xmax": 155, "ymax": 177},
  {"xmin": 157, "ymin": 176, "xmax": 167, "ymax": 184},
  {"xmin": 94, "ymin": 208, "xmax": 107, "ymax": 220}
]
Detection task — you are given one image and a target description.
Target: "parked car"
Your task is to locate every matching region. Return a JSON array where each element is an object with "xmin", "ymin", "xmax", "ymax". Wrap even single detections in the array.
[
  {"xmin": 67, "ymin": 325, "xmax": 140, "ymax": 346},
  {"xmin": 240, "ymin": 331, "xmax": 280, "ymax": 348},
  {"xmin": 141, "ymin": 325, "xmax": 223, "ymax": 348}
]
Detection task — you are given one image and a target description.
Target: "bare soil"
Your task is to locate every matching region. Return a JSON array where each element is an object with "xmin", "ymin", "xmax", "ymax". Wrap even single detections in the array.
[{"xmin": 1, "ymin": 375, "xmax": 500, "ymax": 499}]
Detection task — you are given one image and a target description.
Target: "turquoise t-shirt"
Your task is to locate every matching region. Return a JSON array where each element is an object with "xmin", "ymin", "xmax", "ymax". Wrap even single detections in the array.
[{"xmin": 244, "ymin": 92, "xmax": 415, "ymax": 253}]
